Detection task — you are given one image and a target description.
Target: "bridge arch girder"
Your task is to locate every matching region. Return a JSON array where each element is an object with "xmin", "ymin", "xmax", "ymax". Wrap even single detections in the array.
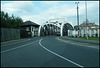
[
  {"xmin": 38, "ymin": 22, "xmax": 73, "ymax": 36},
  {"xmin": 61, "ymin": 23, "xmax": 73, "ymax": 36},
  {"xmin": 39, "ymin": 23, "xmax": 60, "ymax": 36}
]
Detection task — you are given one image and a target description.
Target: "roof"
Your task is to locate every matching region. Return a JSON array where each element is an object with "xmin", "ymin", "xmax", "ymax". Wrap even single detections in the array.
[
  {"xmin": 88, "ymin": 23, "xmax": 98, "ymax": 27},
  {"xmin": 21, "ymin": 21, "xmax": 40, "ymax": 27},
  {"xmin": 80, "ymin": 23, "xmax": 98, "ymax": 27}
]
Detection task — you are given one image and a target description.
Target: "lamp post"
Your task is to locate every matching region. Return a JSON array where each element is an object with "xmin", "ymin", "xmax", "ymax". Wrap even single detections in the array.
[
  {"xmin": 75, "ymin": 2, "xmax": 80, "ymax": 37},
  {"xmin": 85, "ymin": 1, "xmax": 88, "ymax": 39}
]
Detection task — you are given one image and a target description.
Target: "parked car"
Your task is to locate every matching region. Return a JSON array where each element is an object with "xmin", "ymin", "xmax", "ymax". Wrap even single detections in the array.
[
  {"xmin": 57, "ymin": 32, "xmax": 61, "ymax": 36},
  {"xmin": 54, "ymin": 32, "xmax": 57, "ymax": 35}
]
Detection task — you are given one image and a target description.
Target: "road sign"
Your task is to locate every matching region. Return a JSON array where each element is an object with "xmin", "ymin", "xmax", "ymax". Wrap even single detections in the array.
[{"xmin": 86, "ymin": 24, "xmax": 88, "ymax": 27}]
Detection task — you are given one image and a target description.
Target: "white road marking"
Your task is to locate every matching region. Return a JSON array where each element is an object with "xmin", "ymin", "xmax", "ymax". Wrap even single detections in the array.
[
  {"xmin": 1, "ymin": 40, "xmax": 39, "ymax": 53},
  {"xmin": 39, "ymin": 38, "xmax": 84, "ymax": 68}
]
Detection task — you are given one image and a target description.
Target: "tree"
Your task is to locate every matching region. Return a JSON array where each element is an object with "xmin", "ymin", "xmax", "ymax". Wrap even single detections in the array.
[
  {"xmin": 1, "ymin": 11, "xmax": 6, "ymax": 27},
  {"xmin": 74, "ymin": 25, "xmax": 78, "ymax": 30},
  {"xmin": 1, "ymin": 11, "xmax": 24, "ymax": 28}
]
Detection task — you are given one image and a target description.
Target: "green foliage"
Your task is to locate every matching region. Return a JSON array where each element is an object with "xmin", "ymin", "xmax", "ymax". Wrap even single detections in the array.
[
  {"xmin": 74, "ymin": 25, "xmax": 78, "ymax": 30},
  {"xmin": 74, "ymin": 25, "xmax": 78, "ymax": 28},
  {"xmin": 1, "ymin": 11, "xmax": 24, "ymax": 28}
]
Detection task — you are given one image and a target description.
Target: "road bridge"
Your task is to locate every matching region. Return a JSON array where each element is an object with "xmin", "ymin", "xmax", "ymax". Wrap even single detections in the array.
[{"xmin": 38, "ymin": 21, "xmax": 73, "ymax": 36}]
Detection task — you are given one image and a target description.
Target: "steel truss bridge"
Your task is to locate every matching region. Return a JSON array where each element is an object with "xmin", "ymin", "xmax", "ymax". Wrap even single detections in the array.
[{"xmin": 38, "ymin": 22, "xmax": 73, "ymax": 36}]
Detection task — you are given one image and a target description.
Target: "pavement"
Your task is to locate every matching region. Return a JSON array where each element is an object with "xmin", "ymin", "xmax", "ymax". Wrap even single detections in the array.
[
  {"xmin": 59, "ymin": 36, "xmax": 99, "ymax": 45},
  {"xmin": 1, "ymin": 38, "xmax": 31, "ymax": 47}
]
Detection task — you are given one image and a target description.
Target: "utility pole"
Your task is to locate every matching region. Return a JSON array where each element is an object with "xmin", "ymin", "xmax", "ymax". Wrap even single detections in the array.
[
  {"xmin": 85, "ymin": 1, "xmax": 88, "ymax": 39},
  {"xmin": 75, "ymin": 2, "xmax": 80, "ymax": 37}
]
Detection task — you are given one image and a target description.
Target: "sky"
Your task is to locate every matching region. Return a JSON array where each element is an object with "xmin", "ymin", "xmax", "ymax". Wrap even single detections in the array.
[{"xmin": 1, "ymin": 1, "xmax": 99, "ymax": 27}]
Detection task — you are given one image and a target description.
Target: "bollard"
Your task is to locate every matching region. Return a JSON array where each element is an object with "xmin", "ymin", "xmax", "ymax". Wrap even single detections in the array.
[
  {"xmin": 81, "ymin": 30, "xmax": 84, "ymax": 37},
  {"xmin": 97, "ymin": 29, "xmax": 99, "ymax": 37},
  {"xmin": 93, "ymin": 30, "xmax": 96, "ymax": 37},
  {"xmin": 89, "ymin": 30, "xmax": 91, "ymax": 37}
]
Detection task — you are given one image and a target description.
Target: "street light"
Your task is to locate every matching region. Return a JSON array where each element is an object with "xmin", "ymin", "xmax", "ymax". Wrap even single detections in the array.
[
  {"xmin": 75, "ymin": 2, "xmax": 80, "ymax": 37},
  {"xmin": 85, "ymin": 1, "xmax": 88, "ymax": 39}
]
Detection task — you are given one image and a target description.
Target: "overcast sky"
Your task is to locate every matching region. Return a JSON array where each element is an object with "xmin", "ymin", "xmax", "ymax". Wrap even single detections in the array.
[{"xmin": 1, "ymin": 1, "xmax": 99, "ymax": 27}]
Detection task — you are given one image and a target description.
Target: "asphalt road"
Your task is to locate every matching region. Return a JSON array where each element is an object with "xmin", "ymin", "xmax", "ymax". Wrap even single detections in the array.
[{"xmin": 1, "ymin": 36, "xmax": 99, "ymax": 67}]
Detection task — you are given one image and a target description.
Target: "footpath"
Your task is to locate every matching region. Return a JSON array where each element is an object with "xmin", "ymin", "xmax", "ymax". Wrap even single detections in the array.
[
  {"xmin": 59, "ymin": 36, "xmax": 99, "ymax": 45},
  {"xmin": 1, "ymin": 38, "xmax": 31, "ymax": 47}
]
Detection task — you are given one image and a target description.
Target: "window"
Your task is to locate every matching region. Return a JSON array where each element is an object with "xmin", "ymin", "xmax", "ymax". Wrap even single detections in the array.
[{"xmin": 26, "ymin": 27, "xmax": 29, "ymax": 31}]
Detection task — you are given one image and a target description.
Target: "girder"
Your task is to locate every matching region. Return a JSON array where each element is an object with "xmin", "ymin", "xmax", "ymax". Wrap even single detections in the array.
[{"xmin": 38, "ymin": 22, "xmax": 73, "ymax": 36}]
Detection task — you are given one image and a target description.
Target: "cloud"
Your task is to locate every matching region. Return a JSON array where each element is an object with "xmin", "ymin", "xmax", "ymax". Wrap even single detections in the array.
[
  {"xmin": 22, "ymin": 1, "xmax": 99, "ymax": 26},
  {"xmin": 41, "ymin": 4, "xmax": 76, "ymax": 17},
  {"xmin": 21, "ymin": 15, "xmax": 48, "ymax": 25},
  {"xmin": 1, "ymin": 1, "xmax": 99, "ymax": 26},
  {"xmin": 1, "ymin": 1, "xmax": 34, "ymax": 16},
  {"xmin": 78, "ymin": 1, "xmax": 99, "ymax": 25},
  {"xmin": 35, "ymin": 2, "xmax": 77, "ymax": 25},
  {"xmin": 41, "ymin": 1, "xmax": 58, "ymax": 5}
]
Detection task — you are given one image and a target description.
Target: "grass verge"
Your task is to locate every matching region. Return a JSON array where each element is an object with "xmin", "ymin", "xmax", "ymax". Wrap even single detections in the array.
[{"xmin": 70, "ymin": 36, "xmax": 99, "ymax": 41}]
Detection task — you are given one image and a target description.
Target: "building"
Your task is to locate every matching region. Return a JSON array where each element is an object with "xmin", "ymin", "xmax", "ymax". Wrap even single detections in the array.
[
  {"xmin": 20, "ymin": 20, "xmax": 40, "ymax": 38},
  {"xmin": 74, "ymin": 19, "xmax": 99, "ymax": 35},
  {"xmin": 80, "ymin": 19, "xmax": 99, "ymax": 34},
  {"xmin": 80, "ymin": 19, "xmax": 99, "ymax": 31}
]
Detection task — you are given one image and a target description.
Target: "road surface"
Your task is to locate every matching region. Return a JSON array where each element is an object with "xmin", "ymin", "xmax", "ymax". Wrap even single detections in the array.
[{"xmin": 1, "ymin": 36, "xmax": 99, "ymax": 67}]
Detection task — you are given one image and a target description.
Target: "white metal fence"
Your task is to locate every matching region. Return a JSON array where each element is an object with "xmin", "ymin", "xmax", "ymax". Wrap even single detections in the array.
[{"xmin": 68, "ymin": 29, "xmax": 99, "ymax": 37}]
